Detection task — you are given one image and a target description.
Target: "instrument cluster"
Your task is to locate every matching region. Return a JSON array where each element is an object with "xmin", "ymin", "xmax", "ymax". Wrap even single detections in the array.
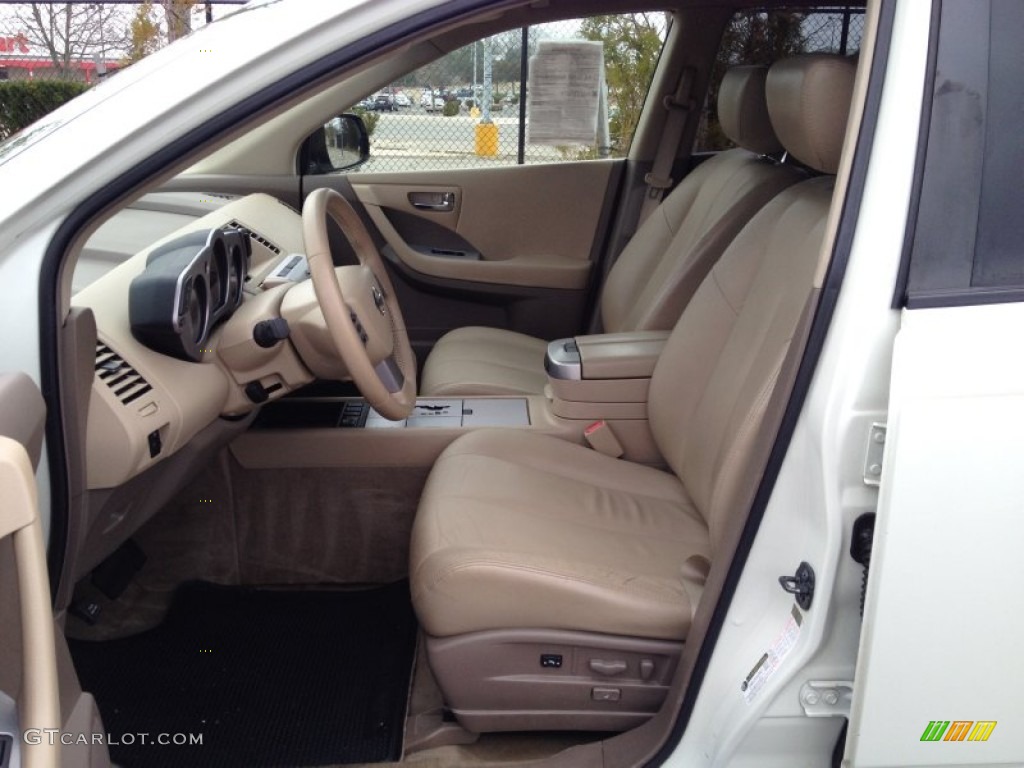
[{"xmin": 129, "ymin": 227, "xmax": 251, "ymax": 362}]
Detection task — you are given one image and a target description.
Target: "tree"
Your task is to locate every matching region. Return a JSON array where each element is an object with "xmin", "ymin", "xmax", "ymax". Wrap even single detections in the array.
[
  {"xmin": 580, "ymin": 13, "xmax": 668, "ymax": 155},
  {"xmin": 126, "ymin": 1, "xmax": 162, "ymax": 64},
  {"xmin": 161, "ymin": 0, "xmax": 195, "ymax": 43},
  {"xmin": 12, "ymin": 2, "xmax": 131, "ymax": 79}
]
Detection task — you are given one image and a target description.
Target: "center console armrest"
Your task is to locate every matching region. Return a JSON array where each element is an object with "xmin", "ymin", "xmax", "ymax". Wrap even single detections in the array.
[
  {"xmin": 575, "ymin": 331, "xmax": 670, "ymax": 380},
  {"xmin": 543, "ymin": 331, "xmax": 670, "ymax": 465}
]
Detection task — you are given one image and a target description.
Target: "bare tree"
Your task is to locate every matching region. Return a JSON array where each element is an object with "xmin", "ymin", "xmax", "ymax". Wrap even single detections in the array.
[
  {"xmin": 161, "ymin": 0, "xmax": 194, "ymax": 43},
  {"xmin": 12, "ymin": 2, "xmax": 131, "ymax": 79}
]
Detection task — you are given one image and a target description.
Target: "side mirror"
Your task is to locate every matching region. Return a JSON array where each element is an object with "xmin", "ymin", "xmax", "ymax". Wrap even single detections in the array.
[{"xmin": 301, "ymin": 113, "xmax": 371, "ymax": 175}]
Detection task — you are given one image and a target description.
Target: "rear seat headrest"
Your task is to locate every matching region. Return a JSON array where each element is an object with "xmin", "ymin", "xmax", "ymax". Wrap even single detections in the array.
[
  {"xmin": 766, "ymin": 54, "xmax": 857, "ymax": 174},
  {"xmin": 717, "ymin": 65, "xmax": 782, "ymax": 155}
]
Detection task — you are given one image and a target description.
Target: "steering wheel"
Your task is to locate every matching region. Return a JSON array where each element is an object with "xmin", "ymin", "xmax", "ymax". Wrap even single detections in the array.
[{"xmin": 301, "ymin": 187, "xmax": 417, "ymax": 420}]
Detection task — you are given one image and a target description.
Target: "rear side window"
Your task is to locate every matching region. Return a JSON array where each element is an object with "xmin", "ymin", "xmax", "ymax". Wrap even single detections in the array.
[
  {"xmin": 901, "ymin": 0, "xmax": 1024, "ymax": 306},
  {"xmin": 696, "ymin": 7, "xmax": 864, "ymax": 151}
]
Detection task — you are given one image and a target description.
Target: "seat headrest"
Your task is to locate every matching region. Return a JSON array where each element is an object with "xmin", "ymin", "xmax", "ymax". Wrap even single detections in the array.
[
  {"xmin": 717, "ymin": 65, "xmax": 782, "ymax": 155},
  {"xmin": 766, "ymin": 54, "xmax": 857, "ymax": 174}
]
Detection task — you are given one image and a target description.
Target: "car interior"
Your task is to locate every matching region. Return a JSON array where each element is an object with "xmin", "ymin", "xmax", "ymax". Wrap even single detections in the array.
[{"xmin": 24, "ymin": 1, "xmax": 871, "ymax": 766}]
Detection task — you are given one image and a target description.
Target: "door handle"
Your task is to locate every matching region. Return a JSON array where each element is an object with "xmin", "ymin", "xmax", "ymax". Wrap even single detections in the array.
[{"xmin": 409, "ymin": 191, "xmax": 456, "ymax": 212}]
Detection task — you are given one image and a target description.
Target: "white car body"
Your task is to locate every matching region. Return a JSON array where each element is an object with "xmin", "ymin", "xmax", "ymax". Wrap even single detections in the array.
[
  {"xmin": 1, "ymin": 0, "xmax": 1022, "ymax": 766},
  {"xmin": 420, "ymin": 92, "xmax": 446, "ymax": 111}
]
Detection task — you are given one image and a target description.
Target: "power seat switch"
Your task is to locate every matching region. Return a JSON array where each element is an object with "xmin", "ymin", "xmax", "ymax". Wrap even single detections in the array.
[{"xmin": 540, "ymin": 654, "xmax": 563, "ymax": 669}]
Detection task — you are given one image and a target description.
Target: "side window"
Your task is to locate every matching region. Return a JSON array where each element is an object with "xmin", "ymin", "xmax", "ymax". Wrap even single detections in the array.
[
  {"xmin": 901, "ymin": 0, "xmax": 1024, "ymax": 306},
  {"xmin": 695, "ymin": 7, "xmax": 864, "ymax": 152},
  {"xmin": 316, "ymin": 13, "xmax": 669, "ymax": 174}
]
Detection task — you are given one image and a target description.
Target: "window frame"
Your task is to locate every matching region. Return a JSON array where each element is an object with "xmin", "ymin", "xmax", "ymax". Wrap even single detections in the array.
[{"xmin": 895, "ymin": 0, "xmax": 1024, "ymax": 309}]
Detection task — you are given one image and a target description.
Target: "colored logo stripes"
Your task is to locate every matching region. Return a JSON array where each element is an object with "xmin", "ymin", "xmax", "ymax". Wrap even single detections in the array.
[{"xmin": 921, "ymin": 720, "xmax": 997, "ymax": 742}]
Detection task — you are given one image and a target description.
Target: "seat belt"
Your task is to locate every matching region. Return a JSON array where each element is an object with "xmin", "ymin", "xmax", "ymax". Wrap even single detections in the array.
[{"xmin": 639, "ymin": 66, "xmax": 697, "ymax": 223}]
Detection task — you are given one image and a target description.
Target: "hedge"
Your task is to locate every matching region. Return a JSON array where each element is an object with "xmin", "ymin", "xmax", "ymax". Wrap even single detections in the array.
[
  {"xmin": 0, "ymin": 80, "xmax": 91, "ymax": 140},
  {"xmin": 350, "ymin": 106, "xmax": 379, "ymax": 136}
]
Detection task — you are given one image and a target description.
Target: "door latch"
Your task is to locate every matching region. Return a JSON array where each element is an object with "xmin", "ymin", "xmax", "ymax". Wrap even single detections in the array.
[
  {"xmin": 779, "ymin": 561, "xmax": 815, "ymax": 610},
  {"xmin": 409, "ymin": 191, "xmax": 455, "ymax": 212}
]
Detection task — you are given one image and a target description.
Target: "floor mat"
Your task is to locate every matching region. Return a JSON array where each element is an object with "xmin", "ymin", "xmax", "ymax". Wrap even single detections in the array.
[{"xmin": 69, "ymin": 581, "xmax": 417, "ymax": 767}]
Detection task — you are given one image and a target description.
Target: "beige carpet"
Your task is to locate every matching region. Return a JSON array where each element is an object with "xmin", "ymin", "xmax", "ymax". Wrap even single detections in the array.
[{"xmin": 67, "ymin": 450, "xmax": 428, "ymax": 640}]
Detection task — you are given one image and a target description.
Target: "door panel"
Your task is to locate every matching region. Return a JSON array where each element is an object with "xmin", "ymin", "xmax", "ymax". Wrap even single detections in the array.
[
  {"xmin": 309, "ymin": 160, "xmax": 621, "ymax": 360},
  {"xmin": 346, "ymin": 161, "xmax": 614, "ymax": 290},
  {"xmin": 846, "ymin": 306, "xmax": 1024, "ymax": 767},
  {"xmin": 0, "ymin": 374, "xmax": 60, "ymax": 768}
]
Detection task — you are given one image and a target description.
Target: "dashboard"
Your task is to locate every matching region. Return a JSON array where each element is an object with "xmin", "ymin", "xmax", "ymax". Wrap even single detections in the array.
[{"xmin": 73, "ymin": 193, "xmax": 316, "ymax": 490}]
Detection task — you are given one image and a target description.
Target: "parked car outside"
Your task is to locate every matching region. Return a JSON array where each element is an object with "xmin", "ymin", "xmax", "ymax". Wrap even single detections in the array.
[
  {"xmin": 373, "ymin": 93, "xmax": 396, "ymax": 111},
  {"xmin": 420, "ymin": 92, "xmax": 445, "ymax": 111}
]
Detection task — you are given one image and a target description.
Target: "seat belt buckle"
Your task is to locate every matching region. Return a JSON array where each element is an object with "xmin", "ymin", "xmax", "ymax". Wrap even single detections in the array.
[{"xmin": 583, "ymin": 420, "xmax": 624, "ymax": 458}]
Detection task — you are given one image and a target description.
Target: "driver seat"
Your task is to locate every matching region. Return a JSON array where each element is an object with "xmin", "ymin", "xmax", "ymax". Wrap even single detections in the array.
[{"xmin": 409, "ymin": 55, "xmax": 857, "ymax": 733}]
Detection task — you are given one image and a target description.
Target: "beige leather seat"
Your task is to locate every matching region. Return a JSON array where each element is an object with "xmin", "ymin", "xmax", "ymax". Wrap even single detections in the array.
[
  {"xmin": 420, "ymin": 65, "xmax": 805, "ymax": 396},
  {"xmin": 410, "ymin": 55, "xmax": 857, "ymax": 733}
]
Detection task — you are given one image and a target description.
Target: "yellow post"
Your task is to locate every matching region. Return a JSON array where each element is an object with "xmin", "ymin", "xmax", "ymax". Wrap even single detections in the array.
[{"xmin": 475, "ymin": 122, "xmax": 499, "ymax": 157}]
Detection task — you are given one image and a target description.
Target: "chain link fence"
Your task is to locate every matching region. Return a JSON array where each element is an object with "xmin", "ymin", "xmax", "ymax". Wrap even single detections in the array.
[
  {"xmin": 332, "ymin": 7, "xmax": 863, "ymax": 174},
  {"xmin": 337, "ymin": 14, "xmax": 670, "ymax": 174},
  {"xmin": 697, "ymin": 7, "xmax": 865, "ymax": 150},
  {"xmin": 2, "ymin": 4, "xmax": 864, "ymax": 155}
]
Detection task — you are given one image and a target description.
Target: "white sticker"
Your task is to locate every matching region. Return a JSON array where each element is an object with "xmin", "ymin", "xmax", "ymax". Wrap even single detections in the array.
[
  {"xmin": 527, "ymin": 40, "xmax": 604, "ymax": 145},
  {"xmin": 741, "ymin": 605, "xmax": 802, "ymax": 704}
]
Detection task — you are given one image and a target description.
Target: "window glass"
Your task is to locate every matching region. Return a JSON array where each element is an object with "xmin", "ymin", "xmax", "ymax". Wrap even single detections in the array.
[
  {"xmin": 317, "ymin": 13, "xmax": 669, "ymax": 174},
  {"xmin": 904, "ymin": 0, "xmax": 1024, "ymax": 304},
  {"xmin": 695, "ymin": 8, "xmax": 864, "ymax": 152}
]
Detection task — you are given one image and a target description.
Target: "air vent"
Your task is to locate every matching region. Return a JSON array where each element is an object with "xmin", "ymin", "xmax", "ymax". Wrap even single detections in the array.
[
  {"xmin": 227, "ymin": 220, "xmax": 281, "ymax": 255},
  {"xmin": 95, "ymin": 343, "xmax": 153, "ymax": 405}
]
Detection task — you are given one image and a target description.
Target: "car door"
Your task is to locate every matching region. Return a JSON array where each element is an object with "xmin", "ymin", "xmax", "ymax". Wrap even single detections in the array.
[
  {"xmin": 845, "ymin": 2, "xmax": 1024, "ymax": 765},
  {"xmin": 308, "ymin": 159, "xmax": 619, "ymax": 363},
  {"xmin": 0, "ymin": 373, "xmax": 60, "ymax": 768},
  {"xmin": 299, "ymin": 15, "xmax": 668, "ymax": 363}
]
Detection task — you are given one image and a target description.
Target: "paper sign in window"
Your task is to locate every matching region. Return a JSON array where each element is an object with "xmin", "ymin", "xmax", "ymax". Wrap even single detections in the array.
[{"xmin": 527, "ymin": 41, "xmax": 604, "ymax": 146}]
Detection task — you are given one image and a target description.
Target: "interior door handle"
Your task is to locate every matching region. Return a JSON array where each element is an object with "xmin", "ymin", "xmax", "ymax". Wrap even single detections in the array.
[{"xmin": 409, "ymin": 191, "xmax": 456, "ymax": 212}]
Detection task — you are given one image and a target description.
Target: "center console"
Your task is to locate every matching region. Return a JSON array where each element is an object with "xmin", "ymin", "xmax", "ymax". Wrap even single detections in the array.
[
  {"xmin": 544, "ymin": 331, "xmax": 669, "ymax": 462},
  {"xmin": 231, "ymin": 331, "xmax": 670, "ymax": 470}
]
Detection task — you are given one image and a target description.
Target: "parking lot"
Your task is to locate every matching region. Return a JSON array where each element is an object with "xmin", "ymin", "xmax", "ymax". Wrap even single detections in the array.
[{"xmin": 338, "ymin": 105, "xmax": 569, "ymax": 172}]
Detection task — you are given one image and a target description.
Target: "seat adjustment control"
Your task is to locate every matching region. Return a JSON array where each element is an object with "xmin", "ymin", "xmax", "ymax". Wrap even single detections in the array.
[
  {"xmin": 592, "ymin": 687, "xmax": 621, "ymax": 702},
  {"xmin": 589, "ymin": 658, "xmax": 627, "ymax": 676},
  {"xmin": 640, "ymin": 659, "xmax": 655, "ymax": 680},
  {"xmin": 540, "ymin": 654, "xmax": 563, "ymax": 668}
]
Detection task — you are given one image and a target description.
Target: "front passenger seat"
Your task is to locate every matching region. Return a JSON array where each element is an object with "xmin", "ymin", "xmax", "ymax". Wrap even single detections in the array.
[
  {"xmin": 409, "ymin": 54, "xmax": 857, "ymax": 733},
  {"xmin": 419, "ymin": 64, "xmax": 805, "ymax": 397}
]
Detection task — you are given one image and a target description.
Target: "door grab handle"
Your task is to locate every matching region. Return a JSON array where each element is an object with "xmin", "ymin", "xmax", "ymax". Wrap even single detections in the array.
[{"xmin": 409, "ymin": 191, "xmax": 455, "ymax": 212}]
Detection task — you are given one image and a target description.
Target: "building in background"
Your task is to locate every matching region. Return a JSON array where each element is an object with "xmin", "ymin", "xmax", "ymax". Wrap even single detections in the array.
[{"xmin": 0, "ymin": 32, "xmax": 119, "ymax": 82}]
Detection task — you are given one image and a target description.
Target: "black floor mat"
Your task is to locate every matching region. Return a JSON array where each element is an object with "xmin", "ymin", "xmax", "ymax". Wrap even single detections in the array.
[{"xmin": 69, "ymin": 581, "xmax": 417, "ymax": 767}]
